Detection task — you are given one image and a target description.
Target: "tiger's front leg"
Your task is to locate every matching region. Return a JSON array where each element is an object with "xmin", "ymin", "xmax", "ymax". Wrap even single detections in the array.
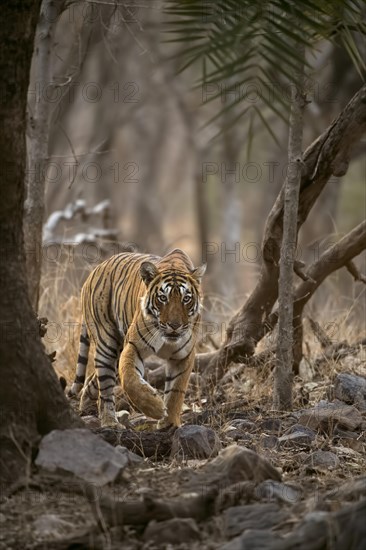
[{"xmin": 158, "ymin": 350, "xmax": 195, "ymax": 428}]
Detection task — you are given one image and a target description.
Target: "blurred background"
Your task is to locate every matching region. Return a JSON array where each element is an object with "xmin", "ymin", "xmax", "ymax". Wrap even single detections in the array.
[{"xmin": 29, "ymin": 2, "xmax": 365, "ymax": 360}]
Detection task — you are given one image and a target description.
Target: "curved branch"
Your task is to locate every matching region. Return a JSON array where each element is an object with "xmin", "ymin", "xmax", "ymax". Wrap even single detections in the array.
[{"xmin": 196, "ymin": 84, "xmax": 366, "ymax": 379}]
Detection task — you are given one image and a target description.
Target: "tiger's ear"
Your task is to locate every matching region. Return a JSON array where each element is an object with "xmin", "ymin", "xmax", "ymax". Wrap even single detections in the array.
[
  {"xmin": 140, "ymin": 262, "xmax": 159, "ymax": 286},
  {"xmin": 191, "ymin": 263, "xmax": 206, "ymax": 283}
]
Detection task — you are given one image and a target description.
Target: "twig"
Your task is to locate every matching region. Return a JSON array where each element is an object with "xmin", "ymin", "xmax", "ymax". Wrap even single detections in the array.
[{"xmin": 346, "ymin": 260, "xmax": 366, "ymax": 284}]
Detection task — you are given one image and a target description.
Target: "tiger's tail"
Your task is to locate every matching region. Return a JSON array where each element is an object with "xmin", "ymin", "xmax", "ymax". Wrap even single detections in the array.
[
  {"xmin": 68, "ymin": 322, "xmax": 90, "ymax": 397},
  {"xmin": 119, "ymin": 358, "xmax": 166, "ymax": 420}
]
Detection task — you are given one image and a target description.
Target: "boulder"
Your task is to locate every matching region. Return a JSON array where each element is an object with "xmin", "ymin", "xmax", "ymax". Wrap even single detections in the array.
[
  {"xmin": 171, "ymin": 424, "xmax": 221, "ymax": 459},
  {"xmin": 35, "ymin": 428, "xmax": 130, "ymax": 486}
]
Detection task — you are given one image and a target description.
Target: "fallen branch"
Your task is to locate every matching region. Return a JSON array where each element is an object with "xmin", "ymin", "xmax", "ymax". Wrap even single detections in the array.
[
  {"xmin": 94, "ymin": 427, "xmax": 175, "ymax": 458},
  {"xmin": 85, "ymin": 485, "xmax": 218, "ymax": 527}
]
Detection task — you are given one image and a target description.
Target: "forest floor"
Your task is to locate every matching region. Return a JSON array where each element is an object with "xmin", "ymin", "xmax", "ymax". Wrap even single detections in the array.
[{"xmin": 1, "ymin": 299, "xmax": 366, "ymax": 549}]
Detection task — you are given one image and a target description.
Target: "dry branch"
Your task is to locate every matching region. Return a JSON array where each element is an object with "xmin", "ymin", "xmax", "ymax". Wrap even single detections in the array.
[
  {"xmin": 86, "ymin": 485, "xmax": 218, "ymax": 528},
  {"xmin": 266, "ymin": 220, "xmax": 366, "ymax": 369},
  {"xmin": 197, "ymin": 84, "xmax": 366, "ymax": 380}
]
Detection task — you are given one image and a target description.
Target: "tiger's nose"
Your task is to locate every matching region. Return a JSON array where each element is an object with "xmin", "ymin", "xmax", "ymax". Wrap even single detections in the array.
[{"xmin": 167, "ymin": 321, "xmax": 182, "ymax": 330}]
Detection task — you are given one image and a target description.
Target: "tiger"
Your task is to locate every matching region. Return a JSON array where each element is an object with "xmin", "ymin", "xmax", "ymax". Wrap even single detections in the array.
[{"xmin": 68, "ymin": 248, "xmax": 206, "ymax": 428}]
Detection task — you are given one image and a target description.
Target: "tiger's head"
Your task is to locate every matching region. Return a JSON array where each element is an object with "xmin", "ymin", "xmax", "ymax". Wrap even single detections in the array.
[{"xmin": 140, "ymin": 261, "xmax": 206, "ymax": 342}]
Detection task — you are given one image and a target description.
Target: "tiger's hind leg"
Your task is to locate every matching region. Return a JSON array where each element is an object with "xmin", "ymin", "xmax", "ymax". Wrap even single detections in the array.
[
  {"xmin": 158, "ymin": 350, "xmax": 195, "ymax": 428},
  {"xmin": 68, "ymin": 322, "xmax": 90, "ymax": 397}
]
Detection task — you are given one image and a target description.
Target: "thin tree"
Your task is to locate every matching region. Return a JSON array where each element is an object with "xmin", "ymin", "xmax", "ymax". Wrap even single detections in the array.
[{"xmin": 273, "ymin": 44, "xmax": 306, "ymax": 410}]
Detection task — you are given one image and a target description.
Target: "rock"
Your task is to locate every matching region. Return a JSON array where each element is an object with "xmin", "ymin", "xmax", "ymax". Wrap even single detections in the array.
[
  {"xmin": 171, "ymin": 424, "xmax": 221, "ymax": 459},
  {"xmin": 285, "ymin": 423, "xmax": 317, "ymax": 437},
  {"xmin": 33, "ymin": 515, "xmax": 75, "ymax": 539},
  {"xmin": 305, "ymin": 450, "xmax": 339, "ymax": 471},
  {"xmin": 35, "ymin": 429, "xmax": 129, "ymax": 486},
  {"xmin": 224, "ymin": 503, "xmax": 288, "ymax": 538},
  {"xmin": 185, "ymin": 445, "xmax": 281, "ymax": 492},
  {"xmin": 276, "ymin": 424, "xmax": 316, "ymax": 449},
  {"xmin": 143, "ymin": 518, "xmax": 200, "ymax": 544},
  {"xmin": 259, "ymin": 434, "xmax": 278, "ymax": 449},
  {"xmin": 258, "ymin": 418, "xmax": 282, "ymax": 433},
  {"xmin": 299, "ymin": 402, "xmax": 362, "ymax": 434},
  {"xmin": 115, "ymin": 445, "xmax": 143, "ymax": 465},
  {"xmin": 255, "ymin": 480, "xmax": 302, "ymax": 504},
  {"xmin": 277, "ymin": 430, "xmax": 314, "ymax": 449},
  {"xmin": 325, "ymin": 476, "xmax": 366, "ymax": 502},
  {"xmin": 81, "ymin": 415, "xmax": 101, "ymax": 429},
  {"xmin": 334, "ymin": 373, "xmax": 366, "ymax": 409},
  {"xmin": 223, "ymin": 419, "xmax": 256, "ymax": 432},
  {"xmin": 222, "ymin": 529, "xmax": 283, "ymax": 550}
]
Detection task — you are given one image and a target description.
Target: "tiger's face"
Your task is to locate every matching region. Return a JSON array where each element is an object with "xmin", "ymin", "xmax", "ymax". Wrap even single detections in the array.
[{"xmin": 140, "ymin": 262, "xmax": 206, "ymax": 342}]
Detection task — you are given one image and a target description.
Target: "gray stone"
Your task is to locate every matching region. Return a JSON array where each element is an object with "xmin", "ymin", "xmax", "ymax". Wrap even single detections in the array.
[
  {"xmin": 258, "ymin": 418, "xmax": 282, "ymax": 433},
  {"xmin": 334, "ymin": 373, "xmax": 366, "ymax": 409},
  {"xmin": 299, "ymin": 402, "xmax": 362, "ymax": 433},
  {"xmin": 277, "ymin": 431, "xmax": 314, "ymax": 449},
  {"xmin": 255, "ymin": 480, "xmax": 302, "ymax": 504},
  {"xmin": 224, "ymin": 503, "xmax": 288, "ymax": 537},
  {"xmin": 186, "ymin": 445, "xmax": 281, "ymax": 492},
  {"xmin": 35, "ymin": 428, "xmax": 129, "ymax": 486},
  {"xmin": 224, "ymin": 419, "xmax": 256, "ymax": 432},
  {"xmin": 33, "ymin": 515, "xmax": 75, "ymax": 539},
  {"xmin": 284, "ymin": 423, "xmax": 317, "ymax": 437},
  {"xmin": 171, "ymin": 424, "xmax": 221, "ymax": 459},
  {"xmin": 305, "ymin": 450, "xmax": 339, "ymax": 471},
  {"xmin": 115, "ymin": 445, "xmax": 143, "ymax": 465},
  {"xmin": 260, "ymin": 434, "xmax": 279, "ymax": 449},
  {"xmin": 325, "ymin": 476, "xmax": 366, "ymax": 501},
  {"xmin": 143, "ymin": 518, "xmax": 200, "ymax": 544},
  {"xmin": 81, "ymin": 415, "xmax": 101, "ymax": 429},
  {"xmin": 222, "ymin": 529, "xmax": 283, "ymax": 550}
]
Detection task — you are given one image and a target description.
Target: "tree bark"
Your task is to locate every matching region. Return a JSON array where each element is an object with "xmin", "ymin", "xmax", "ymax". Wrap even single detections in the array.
[
  {"xmin": 0, "ymin": 0, "xmax": 81, "ymax": 488},
  {"xmin": 24, "ymin": 0, "xmax": 65, "ymax": 311},
  {"xmin": 273, "ymin": 46, "xmax": 305, "ymax": 410}
]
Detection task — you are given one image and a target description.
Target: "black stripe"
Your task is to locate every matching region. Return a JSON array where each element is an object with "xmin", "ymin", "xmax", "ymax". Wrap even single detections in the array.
[
  {"xmin": 98, "ymin": 374, "xmax": 115, "ymax": 383},
  {"xmin": 129, "ymin": 341, "xmax": 144, "ymax": 363},
  {"xmin": 100, "ymin": 384, "xmax": 115, "ymax": 391},
  {"xmin": 172, "ymin": 333, "xmax": 192, "ymax": 355},
  {"xmin": 94, "ymin": 359, "xmax": 115, "ymax": 370},
  {"xmin": 75, "ymin": 375, "xmax": 85, "ymax": 383},
  {"xmin": 164, "ymin": 388, "xmax": 185, "ymax": 394},
  {"xmin": 77, "ymin": 354, "xmax": 88, "ymax": 366},
  {"xmin": 100, "ymin": 396, "xmax": 114, "ymax": 403},
  {"xmin": 165, "ymin": 366, "xmax": 190, "ymax": 382},
  {"xmin": 136, "ymin": 324, "xmax": 155, "ymax": 352},
  {"xmin": 80, "ymin": 334, "xmax": 89, "ymax": 346}
]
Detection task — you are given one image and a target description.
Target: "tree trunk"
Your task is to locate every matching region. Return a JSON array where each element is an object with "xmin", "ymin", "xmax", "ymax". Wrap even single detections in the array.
[
  {"xmin": 273, "ymin": 46, "xmax": 305, "ymax": 410},
  {"xmin": 24, "ymin": 0, "xmax": 64, "ymax": 311},
  {"xmin": 0, "ymin": 0, "xmax": 81, "ymax": 488}
]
